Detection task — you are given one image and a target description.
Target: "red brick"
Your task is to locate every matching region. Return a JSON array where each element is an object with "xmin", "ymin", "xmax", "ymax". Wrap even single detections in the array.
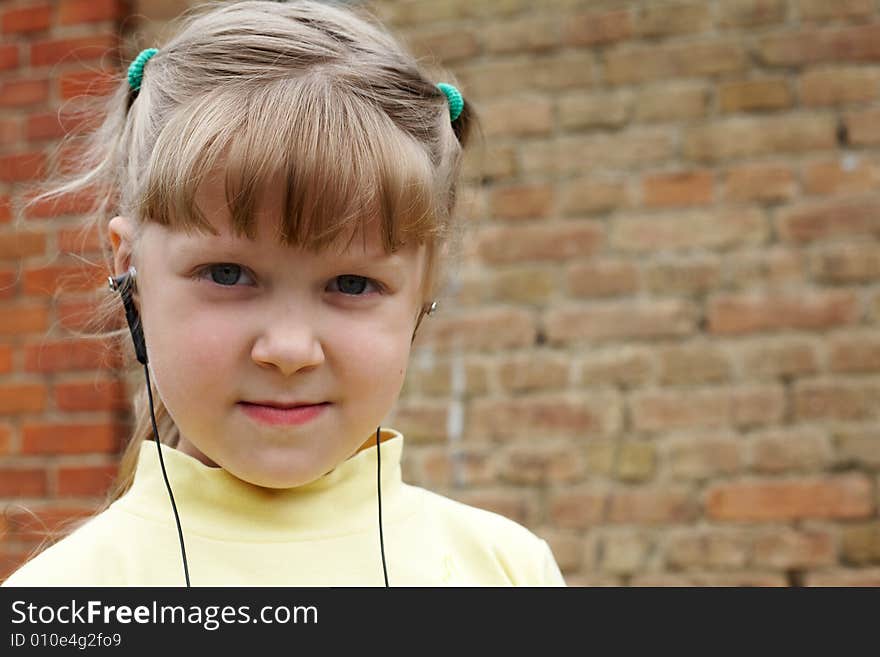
[
  {"xmin": 0, "ymin": 268, "xmax": 17, "ymax": 300},
  {"xmin": 26, "ymin": 113, "xmax": 66, "ymax": 142},
  {"xmin": 55, "ymin": 377, "xmax": 132, "ymax": 412},
  {"xmin": 606, "ymin": 41, "xmax": 746, "ymax": 85},
  {"xmin": 481, "ymin": 96, "xmax": 553, "ymax": 137},
  {"xmin": 667, "ymin": 438, "xmax": 742, "ymax": 481},
  {"xmin": 559, "ymin": 91, "xmax": 631, "ymax": 130},
  {"xmin": 719, "ymin": 78, "xmax": 792, "ymax": 112},
  {"xmin": 798, "ymin": 0, "xmax": 874, "ymax": 22},
  {"xmin": 2, "ymin": 5, "xmax": 51, "ymax": 34},
  {"xmin": 728, "ymin": 250, "xmax": 804, "ymax": 294},
  {"xmin": 489, "ymin": 183, "xmax": 554, "ymax": 221},
  {"xmin": 56, "ymin": 463, "xmax": 119, "ymax": 496},
  {"xmin": 631, "ymin": 385, "xmax": 784, "ymax": 432},
  {"xmin": 723, "ymin": 163, "xmax": 797, "ymax": 203},
  {"xmin": 564, "ymin": 9, "xmax": 632, "ymax": 46},
  {"xmin": 794, "ymin": 379, "xmax": 879, "ymax": 421},
  {"xmin": 608, "ymin": 486, "xmax": 696, "ymax": 524},
  {"xmin": 663, "ymin": 528, "xmax": 750, "ymax": 569},
  {"xmin": 0, "ymin": 229, "xmax": 46, "ymax": 260},
  {"xmin": 708, "ymin": 290, "xmax": 860, "ymax": 334},
  {"xmin": 0, "ymin": 383, "xmax": 46, "ymax": 413},
  {"xmin": 0, "ymin": 118, "xmax": 19, "ymax": 146},
  {"xmin": 0, "ymin": 303, "xmax": 48, "ymax": 335},
  {"xmin": 0, "ymin": 468, "xmax": 48, "ymax": 496},
  {"xmin": 468, "ymin": 393, "xmax": 619, "ymax": 440},
  {"xmin": 812, "ymin": 242, "xmax": 880, "ymax": 283},
  {"xmin": 548, "ymin": 487, "xmax": 606, "ymax": 529},
  {"xmin": 0, "ymin": 343, "xmax": 13, "ymax": 372},
  {"xmin": 30, "ymin": 34, "xmax": 120, "ymax": 67},
  {"xmin": 643, "ymin": 257, "xmax": 721, "ymax": 294},
  {"xmin": 758, "ymin": 24, "xmax": 880, "ymax": 66},
  {"xmin": 749, "ymin": 428, "xmax": 831, "ymax": 473},
  {"xmin": 0, "ymin": 44, "xmax": 19, "ymax": 71},
  {"xmin": 409, "ymin": 25, "xmax": 481, "ymax": 61},
  {"xmin": 829, "ymin": 332, "xmax": 880, "ymax": 372},
  {"xmin": 684, "ymin": 115, "xmax": 836, "ymax": 161},
  {"xmin": 546, "ymin": 299, "xmax": 697, "ymax": 343},
  {"xmin": 844, "ymin": 108, "xmax": 880, "ymax": 145},
  {"xmin": 777, "ymin": 198, "xmax": 880, "ymax": 242},
  {"xmin": 522, "ymin": 129, "xmax": 674, "ymax": 176},
  {"xmin": 59, "ymin": 68, "xmax": 117, "ymax": 100},
  {"xmin": 642, "ymin": 170, "xmax": 713, "ymax": 207},
  {"xmin": 24, "ymin": 189, "xmax": 95, "ymax": 219},
  {"xmin": 497, "ymin": 443, "xmax": 584, "ymax": 485},
  {"xmin": 21, "ymin": 421, "xmax": 124, "ymax": 454},
  {"xmin": 415, "ymin": 307, "xmax": 535, "ymax": 353},
  {"xmin": 706, "ymin": 475, "xmax": 873, "ymax": 520},
  {"xmin": 740, "ymin": 338, "xmax": 820, "ymax": 378},
  {"xmin": 58, "ymin": 0, "xmax": 125, "ymax": 25},
  {"xmin": 56, "ymin": 298, "xmax": 123, "ymax": 333},
  {"xmin": 612, "ymin": 208, "xmax": 767, "ymax": 253},
  {"xmin": 0, "ymin": 79, "xmax": 49, "ymax": 108},
  {"xmin": 636, "ymin": 3, "xmax": 710, "ymax": 37},
  {"xmin": 24, "ymin": 338, "xmax": 121, "ymax": 372},
  {"xmin": 567, "ymin": 259, "xmax": 639, "ymax": 298},
  {"xmin": 0, "ymin": 195, "xmax": 11, "ymax": 223},
  {"xmin": 635, "ymin": 83, "xmax": 709, "ymax": 122},
  {"xmin": 58, "ymin": 224, "xmax": 104, "ymax": 253},
  {"xmin": 0, "ymin": 152, "xmax": 46, "ymax": 182},
  {"xmin": 477, "ymin": 222, "xmax": 604, "ymax": 264},
  {"xmin": 753, "ymin": 528, "xmax": 836, "ymax": 569},
  {"xmin": 800, "ymin": 66, "xmax": 880, "ymax": 106},
  {"xmin": 22, "ymin": 262, "xmax": 105, "ymax": 296},
  {"xmin": 803, "ymin": 157, "xmax": 880, "ymax": 195},
  {"xmin": 0, "ymin": 424, "xmax": 11, "ymax": 456},
  {"xmin": 656, "ymin": 344, "xmax": 731, "ymax": 385},
  {"xmin": 560, "ymin": 177, "xmax": 628, "ymax": 216},
  {"xmin": 578, "ymin": 346, "xmax": 655, "ymax": 388},
  {"xmin": 482, "ymin": 16, "xmax": 560, "ymax": 56},
  {"xmin": 495, "ymin": 353, "xmax": 569, "ymax": 393},
  {"xmin": 718, "ymin": 0, "xmax": 787, "ymax": 27}
]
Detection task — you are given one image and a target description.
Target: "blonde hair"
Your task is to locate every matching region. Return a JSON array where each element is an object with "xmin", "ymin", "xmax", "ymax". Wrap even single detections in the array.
[{"xmin": 12, "ymin": 0, "xmax": 479, "ymax": 566}]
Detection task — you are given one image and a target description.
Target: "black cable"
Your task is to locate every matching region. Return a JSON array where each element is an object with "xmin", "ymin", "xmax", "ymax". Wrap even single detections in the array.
[
  {"xmin": 145, "ymin": 363, "xmax": 191, "ymax": 587},
  {"xmin": 376, "ymin": 425, "xmax": 389, "ymax": 587}
]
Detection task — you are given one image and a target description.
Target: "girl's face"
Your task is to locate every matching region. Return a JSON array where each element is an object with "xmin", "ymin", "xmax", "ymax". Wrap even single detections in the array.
[{"xmin": 108, "ymin": 174, "xmax": 427, "ymax": 489}]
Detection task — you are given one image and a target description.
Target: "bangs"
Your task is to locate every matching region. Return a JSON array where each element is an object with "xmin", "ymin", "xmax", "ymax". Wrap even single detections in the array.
[{"xmin": 140, "ymin": 76, "xmax": 444, "ymax": 254}]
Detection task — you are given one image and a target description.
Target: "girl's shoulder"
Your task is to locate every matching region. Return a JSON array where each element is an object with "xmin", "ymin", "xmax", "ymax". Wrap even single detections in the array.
[
  {"xmin": 405, "ymin": 484, "xmax": 566, "ymax": 586},
  {"xmin": 1, "ymin": 505, "xmax": 127, "ymax": 587}
]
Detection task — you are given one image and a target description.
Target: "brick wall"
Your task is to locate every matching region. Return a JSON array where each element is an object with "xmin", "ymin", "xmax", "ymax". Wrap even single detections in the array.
[{"xmin": 2, "ymin": 0, "xmax": 880, "ymax": 586}]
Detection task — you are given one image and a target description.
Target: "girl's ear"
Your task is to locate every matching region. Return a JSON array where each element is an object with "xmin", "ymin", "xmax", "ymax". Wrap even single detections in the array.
[{"xmin": 108, "ymin": 216, "xmax": 137, "ymax": 277}]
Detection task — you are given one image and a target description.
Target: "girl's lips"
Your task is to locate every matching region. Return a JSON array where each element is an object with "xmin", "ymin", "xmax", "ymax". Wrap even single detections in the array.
[{"xmin": 238, "ymin": 401, "xmax": 330, "ymax": 426}]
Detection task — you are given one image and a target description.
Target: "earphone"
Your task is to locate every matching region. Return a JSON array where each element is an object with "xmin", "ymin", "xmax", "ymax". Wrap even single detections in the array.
[{"xmin": 108, "ymin": 264, "xmax": 438, "ymax": 587}]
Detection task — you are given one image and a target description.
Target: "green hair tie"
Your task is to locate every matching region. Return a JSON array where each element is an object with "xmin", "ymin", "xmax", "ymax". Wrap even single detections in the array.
[
  {"xmin": 128, "ymin": 47, "xmax": 158, "ymax": 93},
  {"xmin": 437, "ymin": 82, "xmax": 463, "ymax": 122}
]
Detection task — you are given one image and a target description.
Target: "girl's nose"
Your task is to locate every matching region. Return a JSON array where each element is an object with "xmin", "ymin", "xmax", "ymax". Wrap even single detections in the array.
[{"xmin": 250, "ymin": 320, "xmax": 326, "ymax": 377}]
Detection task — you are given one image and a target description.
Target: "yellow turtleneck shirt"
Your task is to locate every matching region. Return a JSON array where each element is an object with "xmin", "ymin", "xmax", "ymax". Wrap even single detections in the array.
[{"xmin": 2, "ymin": 427, "xmax": 566, "ymax": 587}]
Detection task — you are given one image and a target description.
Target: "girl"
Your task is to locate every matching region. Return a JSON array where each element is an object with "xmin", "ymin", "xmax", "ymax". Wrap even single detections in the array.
[{"xmin": 2, "ymin": 0, "xmax": 565, "ymax": 587}]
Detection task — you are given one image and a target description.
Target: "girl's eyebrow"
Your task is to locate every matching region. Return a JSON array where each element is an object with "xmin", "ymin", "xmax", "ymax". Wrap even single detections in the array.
[{"xmin": 171, "ymin": 239, "xmax": 402, "ymax": 266}]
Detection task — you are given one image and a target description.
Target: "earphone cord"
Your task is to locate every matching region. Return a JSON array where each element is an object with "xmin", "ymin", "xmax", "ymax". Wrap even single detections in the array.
[
  {"xmin": 376, "ymin": 425, "xmax": 389, "ymax": 587},
  {"xmin": 144, "ymin": 362, "xmax": 191, "ymax": 587},
  {"xmin": 143, "ymin": 360, "xmax": 390, "ymax": 588}
]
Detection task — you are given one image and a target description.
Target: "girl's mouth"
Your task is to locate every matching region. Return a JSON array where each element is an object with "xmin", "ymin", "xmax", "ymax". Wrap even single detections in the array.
[{"xmin": 238, "ymin": 401, "xmax": 330, "ymax": 426}]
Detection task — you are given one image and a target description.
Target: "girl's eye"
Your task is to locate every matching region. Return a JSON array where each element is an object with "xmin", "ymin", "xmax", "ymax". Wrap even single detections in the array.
[
  {"xmin": 195, "ymin": 263, "xmax": 254, "ymax": 287},
  {"xmin": 328, "ymin": 274, "xmax": 382, "ymax": 297},
  {"xmin": 195, "ymin": 265, "xmax": 381, "ymax": 297}
]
